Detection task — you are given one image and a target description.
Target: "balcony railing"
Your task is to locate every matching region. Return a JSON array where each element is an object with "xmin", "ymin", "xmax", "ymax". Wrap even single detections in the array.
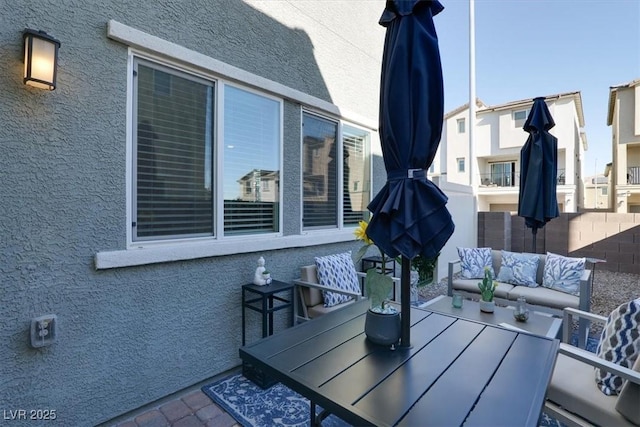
[
  {"xmin": 628, "ymin": 167, "xmax": 640, "ymax": 185},
  {"xmin": 478, "ymin": 169, "xmax": 566, "ymax": 187}
]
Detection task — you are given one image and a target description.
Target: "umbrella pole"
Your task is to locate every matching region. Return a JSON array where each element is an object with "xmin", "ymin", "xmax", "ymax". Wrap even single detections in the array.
[
  {"xmin": 399, "ymin": 256, "xmax": 411, "ymax": 348},
  {"xmin": 531, "ymin": 228, "xmax": 537, "ymax": 253}
]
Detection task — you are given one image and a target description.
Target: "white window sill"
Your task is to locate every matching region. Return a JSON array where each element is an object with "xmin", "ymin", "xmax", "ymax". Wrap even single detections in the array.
[{"xmin": 94, "ymin": 230, "xmax": 356, "ymax": 269}]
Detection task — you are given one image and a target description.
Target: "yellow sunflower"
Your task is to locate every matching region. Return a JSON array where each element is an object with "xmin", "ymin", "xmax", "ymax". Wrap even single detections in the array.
[{"xmin": 354, "ymin": 220, "xmax": 373, "ymax": 245}]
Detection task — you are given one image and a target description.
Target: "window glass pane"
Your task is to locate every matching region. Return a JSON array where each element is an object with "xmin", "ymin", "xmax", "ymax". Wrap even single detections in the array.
[
  {"xmin": 342, "ymin": 124, "xmax": 370, "ymax": 226},
  {"xmin": 303, "ymin": 113, "xmax": 338, "ymax": 229},
  {"xmin": 491, "ymin": 162, "xmax": 516, "ymax": 186},
  {"xmin": 223, "ymin": 86, "xmax": 280, "ymax": 235},
  {"xmin": 514, "ymin": 110, "xmax": 527, "ymax": 127},
  {"xmin": 457, "ymin": 118, "xmax": 465, "ymax": 133},
  {"xmin": 457, "ymin": 158, "xmax": 465, "ymax": 172},
  {"xmin": 135, "ymin": 62, "xmax": 214, "ymax": 240}
]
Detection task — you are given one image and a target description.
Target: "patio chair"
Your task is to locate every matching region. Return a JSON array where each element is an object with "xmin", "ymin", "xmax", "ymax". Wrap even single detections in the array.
[
  {"xmin": 293, "ymin": 263, "xmax": 400, "ymax": 323},
  {"xmin": 544, "ymin": 307, "xmax": 640, "ymax": 426},
  {"xmin": 293, "ymin": 264, "xmax": 363, "ymax": 323}
]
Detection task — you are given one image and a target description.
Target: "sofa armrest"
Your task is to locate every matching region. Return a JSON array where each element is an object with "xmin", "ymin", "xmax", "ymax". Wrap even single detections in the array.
[
  {"xmin": 293, "ymin": 279, "xmax": 362, "ymax": 299},
  {"xmin": 561, "ymin": 307, "xmax": 607, "ymax": 346},
  {"xmin": 574, "ymin": 269, "xmax": 593, "ymax": 349},
  {"xmin": 558, "ymin": 343, "xmax": 640, "ymax": 385},
  {"xmin": 578, "ymin": 269, "xmax": 592, "ymax": 312},
  {"xmin": 447, "ymin": 259, "xmax": 461, "ymax": 297}
]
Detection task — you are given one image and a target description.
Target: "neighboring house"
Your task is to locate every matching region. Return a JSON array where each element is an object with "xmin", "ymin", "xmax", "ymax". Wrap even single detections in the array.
[
  {"xmin": 583, "ymin": 175, "xmax": 610, "ymax": 209},
  {"xmin": 0, "ymin": 1, "xmax": 388, "ymax": 424},
  {"xmin": 435, "ymin": 92, "xmax": 587, "ymax": 213},
  {"xmin": 607, "ymin": 78, "xmax": 640, "ymax": 212},
  {"xmin": 237, "ymin": 169, "xmax": 279, "ymax": 203}
]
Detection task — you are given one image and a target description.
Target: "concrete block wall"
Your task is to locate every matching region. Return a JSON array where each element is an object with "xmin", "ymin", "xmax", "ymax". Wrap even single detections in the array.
[
  {"xmin": 478, "ymin": 212, "xmax": 640, "ymax": 274},
  {"xmin": 478, "ymin": 211, "xmax": 511, "ymax": 250}
]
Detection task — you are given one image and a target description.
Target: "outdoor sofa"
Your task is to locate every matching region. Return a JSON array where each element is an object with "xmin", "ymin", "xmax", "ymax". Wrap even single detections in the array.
[
  {"xmin": 447, "ymin": 249, "xmax": 591, "ymax": 315},
  {"xmin": 447, "ymin": 249, "xmax": 592, "ymax": 344}
]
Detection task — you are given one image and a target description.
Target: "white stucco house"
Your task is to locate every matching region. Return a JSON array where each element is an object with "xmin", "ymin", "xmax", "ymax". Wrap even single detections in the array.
[
  {"xmin": 431, "ymin": 92, "xmax": 587, "ymax": 213},
  {"xmin": 607, "ymin": 78, "xmax": 640, "ymax": 212},
  {"xmin": 583, "ymin": 174, "xmax": 610, "ymax": 209}
]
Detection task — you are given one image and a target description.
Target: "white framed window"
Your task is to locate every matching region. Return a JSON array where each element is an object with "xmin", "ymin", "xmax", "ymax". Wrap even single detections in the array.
[
  {"xmin": 342, "ymin": 124, "xmax": 371, "ymax": 226},
  {"xmin": 457, "ymin": 118, "xmax": 466, "ymax": 133},
  {"xmin": 490, "ymin": 161, "xmax": 516, "ymax": 187},
  {"xmin": 457, "ymin": 157, "xmax": 465, "ymax": 173},
  {"xmin": 302, "ymin": 112, "xmax": 371, "ymax": 230},
  {"xmin": 132, "ymin": 57, "xmax": 282, "ymax": 242},
  {"xmin": 513, "ymin": 109, "xmax": 528, "ymax": 127}
]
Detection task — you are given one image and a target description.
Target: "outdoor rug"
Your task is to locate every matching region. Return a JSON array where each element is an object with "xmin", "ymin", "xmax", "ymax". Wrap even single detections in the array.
[{"xmin": 203, "ymin": 335, "xmax": 600, "ymax": 427}]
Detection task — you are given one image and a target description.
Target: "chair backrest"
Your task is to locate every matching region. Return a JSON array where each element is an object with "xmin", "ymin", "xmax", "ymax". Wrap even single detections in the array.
[{"xmin": 300, "ymin": 265, "xmax": 323, "ymax": 307}]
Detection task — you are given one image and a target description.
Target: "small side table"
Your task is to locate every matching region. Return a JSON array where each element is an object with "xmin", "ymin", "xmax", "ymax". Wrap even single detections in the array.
[
  {"xmin": 242, "ymin": 280, "xmax": 294, "ymax": 345},
  {"xmin": 362, "ymin": 255, "xmax": 396, "ymax": 276},
  {"xmin": 241, "ymin": 280, "xmax": 294, "ymax": 388}
]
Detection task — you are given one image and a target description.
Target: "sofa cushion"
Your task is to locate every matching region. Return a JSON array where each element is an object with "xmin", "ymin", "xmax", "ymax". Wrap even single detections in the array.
[
  {"xmin": 595, "ymin": 298, "xmax": 640, "ymax": 395},
  {"xmin": 458, "ymin": 247, "xmax": 494, "ymax": 279},
  {"xmin": 496, "ymin": 250, "xmax": 539, "ymax": 287},
  {"xmin": 542, "ymin": 252, "xmax": 586, "ymax": 296},
  {"xmin": 615, "ymin": 353, "xmax": 640, "ymax": 424},
  {"xmin": 315, "ymin": 252, "xmax": 361, "ymax": 308},
  {"xmin": 451, "ymin": 278, "xmax": 514, "ymax": 299},
  {"xmin": 507, "ymin": 285, "xmax": 579, "ymax": 310},
  {"xmin": 308, "ymin": 301, "xmax": 354, "ymax": 318},
  {"xmin": 548, "ymin": 351, "xmax": 635, "ymax": 427}
]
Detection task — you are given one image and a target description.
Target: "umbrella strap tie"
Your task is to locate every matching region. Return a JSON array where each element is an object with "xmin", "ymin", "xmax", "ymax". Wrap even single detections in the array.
[{"xmin": 388, "ymin": 169, "xmax": 426, "ymax": 181}]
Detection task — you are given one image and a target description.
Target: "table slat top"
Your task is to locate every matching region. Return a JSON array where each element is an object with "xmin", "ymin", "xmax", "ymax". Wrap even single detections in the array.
[{"xmin": 240, "ymin": 299, "xmax": 558, "ymax": 427}]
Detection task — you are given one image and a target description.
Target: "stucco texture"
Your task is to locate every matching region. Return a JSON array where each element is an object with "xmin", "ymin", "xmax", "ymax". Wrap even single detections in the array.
[{"xmin": 0, "ymin": 0, "xmax": 383, "ymax": 425}]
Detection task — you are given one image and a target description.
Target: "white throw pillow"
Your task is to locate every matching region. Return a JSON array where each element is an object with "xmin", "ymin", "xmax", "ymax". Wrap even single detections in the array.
[
  {"xmin": 542, "ymin": 252, "xmax": 585, "ymax": 296},
  {"xmin": 496, "ymin": 250, "xmax": 539, "ymax": 287},
  {"xmin": 315, "ymin": 252, "xmax": 361, "ymax": 308},
  {"xmin": 457, "ymin": 247, "xmax": 494, "ymax": 279}
]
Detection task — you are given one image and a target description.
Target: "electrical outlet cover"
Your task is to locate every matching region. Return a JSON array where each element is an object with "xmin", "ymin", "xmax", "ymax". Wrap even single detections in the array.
[{"xmin": 30, "ymin": 314, "xmax": 57, "ymax": 348}]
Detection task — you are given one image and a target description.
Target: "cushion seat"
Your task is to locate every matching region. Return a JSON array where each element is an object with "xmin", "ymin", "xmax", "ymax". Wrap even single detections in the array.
[
  {"xmin": 547, "ymin": 352, "xmax": 635, "ymax": 427},
  {"xmin": 307, "ymin": 303, "xmax": 354, "ymax": 318},
  {"xmin": 451, "ymin": 278, "xmax": 514, "ymax": 299},
  {"xmin": 507, "ymin": 285, "xmax": 578, "ymax": 310}
]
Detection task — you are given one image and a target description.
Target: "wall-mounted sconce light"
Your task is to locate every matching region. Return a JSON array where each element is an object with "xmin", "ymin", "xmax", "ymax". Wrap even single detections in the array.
[{"xmin": 23, "ymin": 29, "xmax": 60, "ymax": 90}]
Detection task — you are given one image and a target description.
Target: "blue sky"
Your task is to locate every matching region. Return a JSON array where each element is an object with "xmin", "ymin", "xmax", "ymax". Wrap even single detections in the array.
[{"xmin": 434, "ymin": 0, "xmax": 640, "ymax": 177}]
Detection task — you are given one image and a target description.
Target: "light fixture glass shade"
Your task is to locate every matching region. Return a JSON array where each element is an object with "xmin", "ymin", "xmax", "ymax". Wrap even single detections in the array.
[{"xmin": 23, "ymin": 29, "xmax": 60, "ymax": 90}]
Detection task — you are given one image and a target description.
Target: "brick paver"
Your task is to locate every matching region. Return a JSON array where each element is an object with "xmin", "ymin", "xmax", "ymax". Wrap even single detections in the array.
[
  {"xmin": 134, "ymin": 409, "xmax": 169, "ymax": 427},
  {"xmin": 182, "ymin": 391, "xmax": 214, "ymax": 411},
  {"xmin": 172, "ymin": 415, "xmax": 204, "ymax": 427},
  {"xmin": 114, "ymin": 388, "xmax": 240, "ymax": 427},
  {"xmin": 160, "ymin": 400, "xmax": 192, "ymax": 422}
]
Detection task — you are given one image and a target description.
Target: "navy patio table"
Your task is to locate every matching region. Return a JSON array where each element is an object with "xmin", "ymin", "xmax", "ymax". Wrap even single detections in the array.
[{"xmin": 239, "ymin": 299, "xmax": 559, "ymax": 426}]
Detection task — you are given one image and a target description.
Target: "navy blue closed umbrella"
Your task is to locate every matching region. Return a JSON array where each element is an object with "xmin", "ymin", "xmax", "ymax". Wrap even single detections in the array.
[
  {"xmin": 518, "ymin": 97, "xmax": 559, "ymax": 253},
  {"xmin": 367, "ymin": 0, "xmax": 454, "ymax": 347}
]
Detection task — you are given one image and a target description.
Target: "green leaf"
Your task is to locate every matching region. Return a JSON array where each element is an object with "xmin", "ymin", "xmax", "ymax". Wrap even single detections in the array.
[
  {"xmin": 365, "ymin": 269, "xmax": 394, "ymax": 310},
  {"xmin": 353, "ymin": 244, "xmax": 370, "ymax": 265}
]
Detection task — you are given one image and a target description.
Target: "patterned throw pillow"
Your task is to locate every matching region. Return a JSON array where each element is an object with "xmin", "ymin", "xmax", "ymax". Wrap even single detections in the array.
[
  {"xmin": 315, "ymin": 252, "xmax": 361, "ymax": 308},
  {"xmin": 496, "ymin": 250, "xmax": 539, "ymax": 287},
  {"xmin": 595, "ymin": 298, "xmax": 640, "ymax": 395},
  {"xmin": 541, "ymin": 252, "xmax": 586, "ymax": 296},
  {"xmin": 457, "ymin": 247, "xmax": 494, "ymax": 279},
  {"xmin": 615, "ymin": 354, "xmax": 640, "ymax": 424}
]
